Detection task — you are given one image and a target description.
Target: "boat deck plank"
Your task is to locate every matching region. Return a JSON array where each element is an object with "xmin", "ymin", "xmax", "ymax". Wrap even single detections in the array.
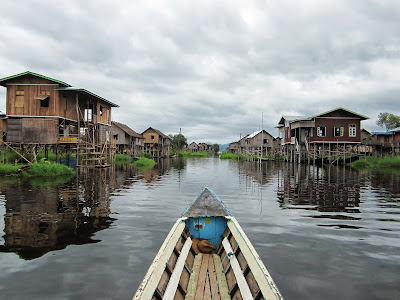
[{"xmin": 185, "ymin": 254, "xmax": 229, "ymax": 300}]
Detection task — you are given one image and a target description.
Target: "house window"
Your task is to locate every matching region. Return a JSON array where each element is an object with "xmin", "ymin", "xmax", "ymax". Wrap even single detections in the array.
[
  {"xmin": 85, "ymin": 104, "xmax": 94, "ymax": 122},
  {"xmin": 100, "ymin": 106, "xmax": 103, "ymax": 116},
  {"xmin": 40, "ymin": 97, "xmax": 49, "ymax": 107},
  {"xmin": 334, "ymin": 127, "xmax": 344, "ymax": 137},
  {"xmin": 151, "ymin": 135, "xmax": 155, "ymax": 140},
  {"xmin": 15, "ymin": 90, "xmax": 24, "ymax": 108},
  {"xmin": 40, "ymin": 91, "xmax": 50, "ymax": 107},
  {"xmin": 317, "ymin": 127, "xmax": 326, "ymax": 137},
  {"xmin": 263, "ymin": 139, "xmax": 268, "ymax": 144},
  {"xmin": 349, "ymin": 124, "xmax": 356, "ymax": 137},
  {"xmin": 113, "ymin": 134, "xmax": 118, "ymax": 140},
  {"xmin": 84, "ymin": 108, "xmax": 93, "ymax": 122}
]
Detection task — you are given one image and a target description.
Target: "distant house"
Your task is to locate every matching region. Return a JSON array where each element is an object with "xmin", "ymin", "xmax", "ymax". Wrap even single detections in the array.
[
  {"xmin": 370, "ymin": 127, "xmax": 400, "ymax": 155},
  {"xmin": 0, "ymin": 71, "xmax": 118, "ymax": 145},
  {"xmin": 142, "ymin": 127, "xmax": 171, "ymax": 158},
  {"xmin": 228, "ymin": 141, "xmax": 238, "ymax": 153},
  {"xmin": 188, "ymin": 142, "xmax": 199, "ymax": 153},
  {"xmin": 111, "ymin": 121, "xmax": 143, "ymax": 155},
  {"xmin": 198, "ymin": 142, "xmax": 212, "ymax": 152},
  {"xmin": 277, "ymin": 107, "xmax": 369, "ymax": 158},
  {"xmin": 243, "ymin": 130, "xmax": 276, "ymax": 156}
]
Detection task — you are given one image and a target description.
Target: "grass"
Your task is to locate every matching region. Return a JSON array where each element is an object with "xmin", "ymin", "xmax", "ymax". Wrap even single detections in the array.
[
  {"xmin": 350, "ymin": 156, "xmax": 400, "ymax": 169},
  {"xmin": 115, "ymin": 154, "xmax": 133, "ymax": 163},
  {"xmin": 133, "ymin": 157, "xmax": 156, "ymax": 171},
  {"xmin": 139, "ymin": 152, "xmax": 153, "ymax": 159},
  {"xmin": 0, "ymin": 163, "xmax": 75, "ymax": 177},
  {"xmin": 219, "ymin": 153, "xmax": 246, "ymax": 160},
  {"xmin": 0, "ymin": 150, "xmax": 74, "ymax": 164},
  {"xmin": 178, "ymin": 151, "xmax": 210, "ymax": 157}
]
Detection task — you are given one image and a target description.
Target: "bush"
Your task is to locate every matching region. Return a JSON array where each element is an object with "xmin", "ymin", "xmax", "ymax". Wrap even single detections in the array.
[
  {"xmin": 178, "ymin": 152, "xmax": 209, "ymax": 157},
  {"xmin": 0, "ymin": 163, "xmax": 75, "ymax": 177},
  {"xmin": 139, "ymin": 152, "xmax": 153, "ymax": 159},
  {"xmin": 219, "ymin": 153, "xmax": 245, "ymax": 160},
  {"xmin": 350, "ymin": 156, "xmax": 400, "ymax": 169},
  {"xmin": 115, "ymin": 154, "xmax": 133, "ymax": 163},
  {"xmin": 133, "ymin": 157, "xmax": 156, "ymax": 168}
]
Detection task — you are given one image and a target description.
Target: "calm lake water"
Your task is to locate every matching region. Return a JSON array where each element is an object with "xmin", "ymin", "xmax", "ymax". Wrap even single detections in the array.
[{"xmin": 0, "ymin": 157, "xmax": 399, "ymax": 299}]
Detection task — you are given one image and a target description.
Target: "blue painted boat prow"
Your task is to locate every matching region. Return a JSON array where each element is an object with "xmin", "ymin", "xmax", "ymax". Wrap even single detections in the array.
[{"xmin": 182, "ymin": 187, "xmax": 231, "ymax": 248}]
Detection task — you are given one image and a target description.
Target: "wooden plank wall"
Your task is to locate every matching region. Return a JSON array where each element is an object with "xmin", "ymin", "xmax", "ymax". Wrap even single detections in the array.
[
  {"xmin": 7, "ymin": 118, "xmax": 58, "ymax": 143},
  {"xmin": 6, "ymin": 76, "xmax": 59, "ymax": 117},
  {"xmin": 143, "ymin": 130, "xmax": 160, "ymax": 144},
  {"xmin": 4, "ymin": 74, "xmax": 113, "ymax": 126}
]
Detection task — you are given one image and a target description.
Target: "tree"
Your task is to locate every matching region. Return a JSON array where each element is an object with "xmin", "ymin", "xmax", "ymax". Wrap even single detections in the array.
[
  {"xmin": 169, "ymin": 134, "xmax": 187, "ymax": 151},
  {"xmin": 376, "ymin": 112, "xmax": 400, "ymax": 131},
  {"xmin": 213, "ymin": 144, "xmax": 220, "ymax": 154}
]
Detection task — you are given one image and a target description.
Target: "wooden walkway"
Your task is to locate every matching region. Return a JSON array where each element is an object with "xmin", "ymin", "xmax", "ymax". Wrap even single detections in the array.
[{"xmin": 185, "ymin": 254, "xmax": 230, "ymax": 300}]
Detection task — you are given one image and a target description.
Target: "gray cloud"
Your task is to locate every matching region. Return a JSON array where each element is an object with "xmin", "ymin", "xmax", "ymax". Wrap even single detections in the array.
[{"xmin": 1, "ymin": 0, "xmax": 400, "ymax": 143}]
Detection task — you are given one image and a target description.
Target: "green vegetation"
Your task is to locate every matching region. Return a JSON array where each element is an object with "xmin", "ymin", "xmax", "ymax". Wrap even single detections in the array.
[
  {"xmin": 0, "ymin": 163, "xmax": 74, "ymax": 177},
  {"xmin": 29, "ymin": 175, "xmax": 75, "ymax": 187},
  {"xmin": 169, "ymin": 133, "xmax": 187, "ymax": 151},
  {"xmin": 115, "ymin": 154, "xmax": 133, "ymax": 163},
  {"xmin": 219, "ymin": 153, "xmax": 246, "ymax": 160},
  {"xmin": 0, "ymin": 164, "xmax": 22, "ymax": 176},
  {"xmin": 178, "ymin": 151, "xmax": 210, "ymax": 157},
  {"xmin": 133, "ymin": 157, "xmax": 156, "ymax": 171},
  {"xmin": 213, "ymin": 144, "xmax": 220, "ymax": 154},
  {"xmin": 350, "ymin": 156, "xmax": 400, "ymax": 169},
  {"xmin": 219, "ymin": 152, "xmax": 286, "ymax": 161},
  {"xmin": 376, "ymin": 112, "xmax": 400, "ymax": 131},
  {"xmin": 0, "ymin": 150, "xmax": 78, "ymax": 165},
  {"xmin": 139, "ymin": 152, "xmax": 153, "ymax": 159}
]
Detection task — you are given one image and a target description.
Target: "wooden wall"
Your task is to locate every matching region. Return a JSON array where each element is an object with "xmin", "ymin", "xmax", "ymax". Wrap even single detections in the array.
[
  {"xmin": 7, "ymin": 118, "xmax": 58, "ymax": 143},
  {"xmin": 4, "ymin": 74, "xmax": 113, "ymax": 126},
  {"xmin": 6, "ymin": 76, "xmax": 59, "ymax": 117},
  {"xmin": 143, "ymin": 130, "xmax": 159, "ymax": 144}
]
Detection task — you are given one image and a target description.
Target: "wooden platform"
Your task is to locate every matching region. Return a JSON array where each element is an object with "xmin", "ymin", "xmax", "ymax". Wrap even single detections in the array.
[{"xmin": 185, "ymin": 254, "xmax": 229, "ymax": 300}]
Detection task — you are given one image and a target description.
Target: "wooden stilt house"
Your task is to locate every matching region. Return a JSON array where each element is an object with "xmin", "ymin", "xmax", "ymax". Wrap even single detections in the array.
[
  {"xmin": 141, "ymin": 127, "xmax": 171, "ymax": 158},
  {"xmin": 111, "ymin": 121, "xmax": 143, "ymax": 155},
  {"xmin": 0, "ymin": 71, "xmax": 119, "ymax": 165},
  {"xmin": 277, "ymin": 107, "xmax": 369, "ymax": 162}
]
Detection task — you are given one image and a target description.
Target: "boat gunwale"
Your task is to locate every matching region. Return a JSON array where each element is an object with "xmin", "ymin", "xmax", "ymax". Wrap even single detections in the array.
[
  {"xmin": 226, "ymin": 216, "xmax": 284, "ymax": 299},
  {"xmin": 132, "ymin": 217, "xmax": 187, "ymax": 300}
]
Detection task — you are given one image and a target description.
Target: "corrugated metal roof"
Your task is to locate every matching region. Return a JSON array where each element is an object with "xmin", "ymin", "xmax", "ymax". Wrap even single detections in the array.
[
  {"xmin": 56, "ymin": 87, "xmax": 119, "ymax": 107},
  {"xmin": 112, "ymin": 121, "xmax": 142, "ymax": 138},
  {"xmin": 0, "ymin": 71, "xmax": 71, "ymax": 87},
  {"xmin": 303, "ymin": 107, "xmax": 369, "ymax": 121},
  {"xmin": 246, "ymin": 129, "xmax": 275, "ymax": 140}
]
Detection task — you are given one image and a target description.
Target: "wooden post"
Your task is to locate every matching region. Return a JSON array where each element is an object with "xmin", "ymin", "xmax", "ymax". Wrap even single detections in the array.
[{"xmin": 76, "ymin": 93, "xmax": 80, "ymax": 167}]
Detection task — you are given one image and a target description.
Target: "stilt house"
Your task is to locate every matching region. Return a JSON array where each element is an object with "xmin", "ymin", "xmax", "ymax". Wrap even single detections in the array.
[
  {"xmin": 244, "ymin": 130, "xmax": 276, "ymax": 156},
  {"xmin": 111, "ymin": 121, "xmax": 143, "ymax": 155},
  {"xmin": 277, "ymin": 107, "xmax": 369, "ymax": 161},
  {"xmin": 0, "ymin": 71, "xmax": 119, "ymax": 164},
  {"xmin": 228, "ymin": 141, "xmax": 238, "ymax": 153},
  {"xmin": 188, "ymin": 142, "xmax": 199, "ymax": 153},
  {"xmin": 142, "ymin": 127, "xmax": 171, "ymax": 158},
  {"xmin": 370, "ymin": 127, "xmax": 400, "ymax": 155}
]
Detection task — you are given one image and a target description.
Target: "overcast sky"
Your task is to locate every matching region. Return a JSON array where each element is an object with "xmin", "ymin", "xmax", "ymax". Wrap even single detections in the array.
[{"xmin": 1, "ymin": 0, "xmax": 399, "ymax": 144}]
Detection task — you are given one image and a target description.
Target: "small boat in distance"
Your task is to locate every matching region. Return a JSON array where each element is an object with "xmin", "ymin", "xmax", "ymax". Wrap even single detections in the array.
[{"xmin": 133, "ymin": 187, "xmax": 283, "ymax": 300}]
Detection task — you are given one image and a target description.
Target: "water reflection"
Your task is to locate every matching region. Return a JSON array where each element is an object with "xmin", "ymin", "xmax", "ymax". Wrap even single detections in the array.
[
  {"xmin": 0, "ymin": 168, "xmax": 116, "ymax": 260},
  {"xmin": 277, "ymin": 163, "xmax": 361, "ymax": 214}
]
